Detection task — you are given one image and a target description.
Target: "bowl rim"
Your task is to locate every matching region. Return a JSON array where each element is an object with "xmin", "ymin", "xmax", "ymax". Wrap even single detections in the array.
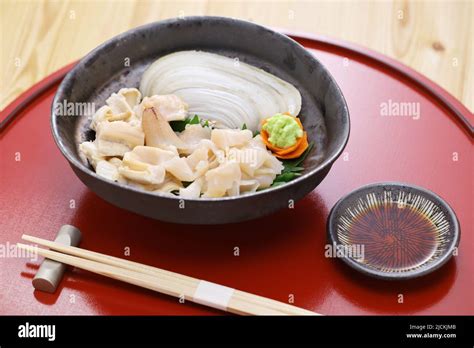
[
  {"xmin": 326, "ymin": 181, "xmax": 461, "ymax": 280},
  {"xmin": 51, "ymin": 15, "xmax": 350, "ymax": 202}
]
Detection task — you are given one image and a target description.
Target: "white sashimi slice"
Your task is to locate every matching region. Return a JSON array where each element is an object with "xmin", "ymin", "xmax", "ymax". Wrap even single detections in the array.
[
  {"xmin": 179, "ymin": 177, "xmax": 204, "ymax": 199},
  {"xmin": 118, "ymin": 164, "xmax": 166, "ymax": 185},
  {"xmin": 95, "ymin": 121, "xmax": 144, "ymax": 156},
  {"xmin": 203, "ymin": 162, "xmax": 242, "ymax": 198},
  {"xmin": 163, "ymin": 157, "xmax": 195, "ymax": 182},
  {"xmin": 141, "ymin": 107, "xmax": 186, "ymax": 149},
  {"xmin": 123, "ymin": 146, "xmax": 176, "ymax": 169},
  {"xmin": 136, "ymin": 94, "xmax": 188, "ymax": 122},
  {"xmin": 178, "ymin": 124, "xmax": 212, "ymax": 154},
  {"xmin": 211, "ymin": 129, "xmax": 253, "ymax": 150},
  {"xmin": 95, "ymin": 159, "xmax": 125, "ymax": 183}
]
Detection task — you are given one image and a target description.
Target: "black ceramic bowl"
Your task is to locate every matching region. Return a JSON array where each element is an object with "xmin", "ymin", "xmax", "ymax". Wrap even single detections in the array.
[
  {"xmin": 51, "ymin": 16, "xmax": 350, "ymax": 224},
  {"xmin": 327, "ymin": 182, "xmax": 460, "ymax": 279}
]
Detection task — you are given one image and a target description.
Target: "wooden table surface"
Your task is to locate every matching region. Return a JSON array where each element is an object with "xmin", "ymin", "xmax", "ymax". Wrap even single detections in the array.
[{"xmin": 0, "ymin": 0, "xmax": 472, "ymax": 112}]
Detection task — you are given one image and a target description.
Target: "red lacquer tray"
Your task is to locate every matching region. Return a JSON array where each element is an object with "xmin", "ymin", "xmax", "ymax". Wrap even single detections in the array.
[{"xmin": 1, "ymin": 33, "xmax": 472, "ymax": 315}]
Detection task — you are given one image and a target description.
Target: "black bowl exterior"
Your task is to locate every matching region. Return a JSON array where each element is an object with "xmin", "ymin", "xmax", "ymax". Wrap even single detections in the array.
[
  {"xmin": 71, "ymin": 164, "xmax": 332, "ymax": 224},
  {"xmin": 52, "ymin": 16, "xmax": 350, "ymax": 224},
  {"xmin": 327, "ymin": 182, "xmax": 460, "ymax": 279}
]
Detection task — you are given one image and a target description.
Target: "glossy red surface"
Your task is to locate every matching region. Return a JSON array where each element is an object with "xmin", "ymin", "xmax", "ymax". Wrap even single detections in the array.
[{"xmin": 0, "ymin": 35, "xmax": 472, "ymax": 315}]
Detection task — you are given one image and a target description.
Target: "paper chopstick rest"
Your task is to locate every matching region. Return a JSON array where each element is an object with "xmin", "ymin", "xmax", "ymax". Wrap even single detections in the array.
[{"xmin": 192, "ymin": 280, "xmax": 235, "ymax": 311}]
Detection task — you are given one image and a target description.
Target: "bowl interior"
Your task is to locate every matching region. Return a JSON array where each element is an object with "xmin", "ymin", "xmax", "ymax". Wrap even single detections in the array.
[
  {"xmin": 327, "ymin": 183, "xmax": 460, "ymax": 279},
  {"xmin": 52, "ymin": 17, "xmax": 349, "ymax": 198}
]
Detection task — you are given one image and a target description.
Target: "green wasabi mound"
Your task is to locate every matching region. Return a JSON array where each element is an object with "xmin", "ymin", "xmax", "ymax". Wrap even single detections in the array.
[{"xmin": 262, "ymin": 113, "xmax": 303, "ymax": 148}]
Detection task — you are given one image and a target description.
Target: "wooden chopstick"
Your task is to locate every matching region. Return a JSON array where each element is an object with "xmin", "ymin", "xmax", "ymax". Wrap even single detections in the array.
[
  {"xmin": 17, "ymin": 242, "xmax": 311, "ymax": 316},
  {"xmin": 21, "ymin": 235, "xmax": 310, "ymax": 314},
  {"xmin": 22, "ymin": 234, "xmax": 198, "ymax": 288},
  {"xmin": 23, "ymin": 235, "xmax": 319, "ymax": 315},
  {"xmin": 18, "ymin": 237, "xmax": 318, "ymax": 316}
]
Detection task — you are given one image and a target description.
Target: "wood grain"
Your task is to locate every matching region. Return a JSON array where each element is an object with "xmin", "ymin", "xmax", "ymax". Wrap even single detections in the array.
[{"xmin": 1, "ymin": 0, "xmax": 472, "ymax": 111}]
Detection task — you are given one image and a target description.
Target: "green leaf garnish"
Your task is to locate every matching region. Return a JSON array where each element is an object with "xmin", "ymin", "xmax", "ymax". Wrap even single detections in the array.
[
  {"xmin": 273, "ymin": 171, "xmax": 302, "ymax": 183},
  {"xmin": 270, "ymin": 141, "xmax": 314, "ymax": 186},
  {"xmin": 241, "ymin": 123, "xmax": 247, "ymax": 130},
  {"xmin": 270, "ymin": 181, "xmax": 287, "ymax": 188},
  {"xmin": 282, "ymin": 166, "xmax": 304, "ymax": 173},
  {"xmin": 281, "ymin": 141, "xmax": 315, "ymax": 168},
  {"xmin": 170, "ymin": 115, "xmax": 208, "ymax": 132}
]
